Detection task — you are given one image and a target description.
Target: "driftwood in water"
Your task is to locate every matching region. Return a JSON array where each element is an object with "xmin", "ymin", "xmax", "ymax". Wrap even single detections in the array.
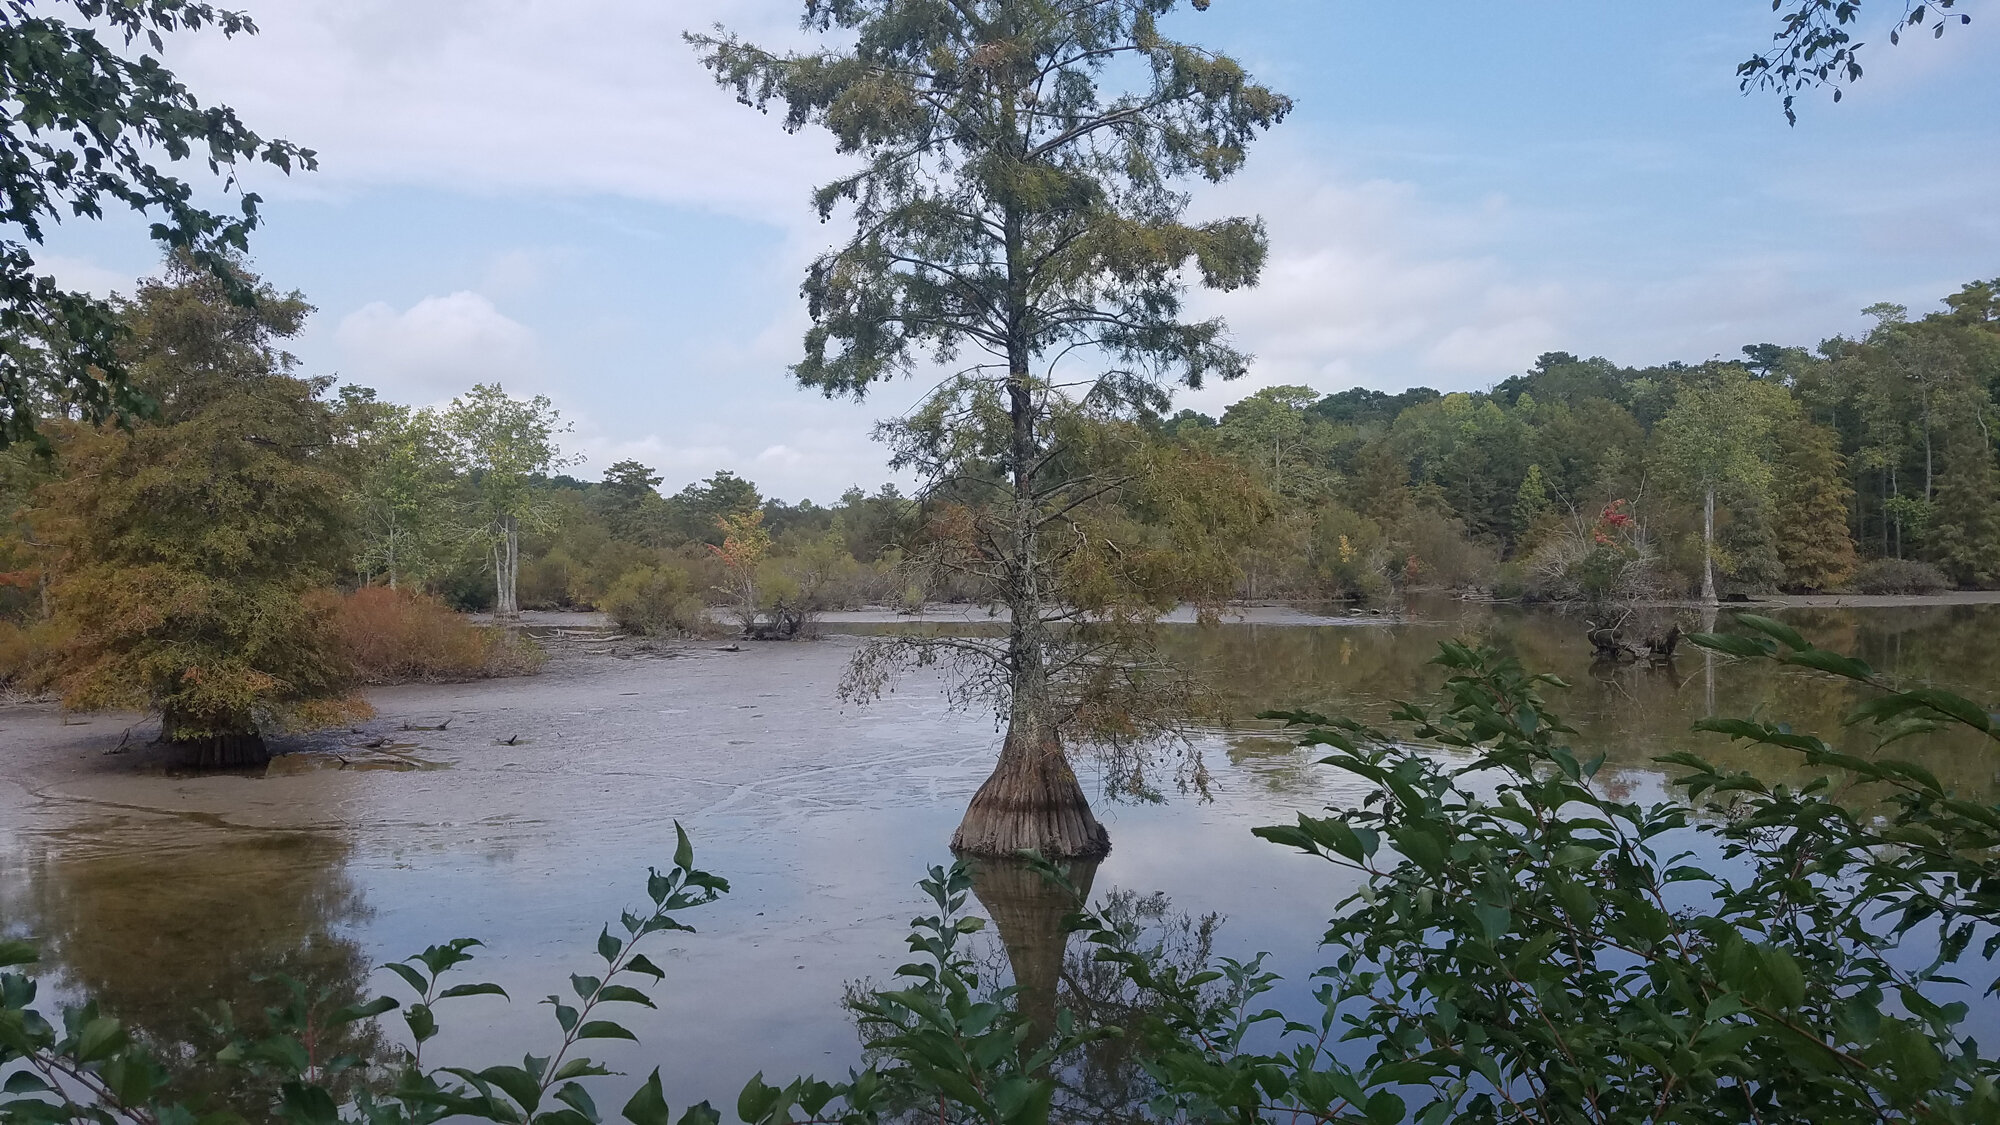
[{"xmin": 1588, "ymin": 619, "xmax": 1682, "ymax": 665}]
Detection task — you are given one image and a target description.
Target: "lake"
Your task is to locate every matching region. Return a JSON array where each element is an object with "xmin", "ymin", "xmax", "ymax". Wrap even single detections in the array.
[{"xmin": 2, "ymin": 598, "xmax": 1995, "ymax": 1115}]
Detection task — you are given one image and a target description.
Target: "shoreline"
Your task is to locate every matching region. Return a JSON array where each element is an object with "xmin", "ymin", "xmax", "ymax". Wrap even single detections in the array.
[{"xmin": 479, "ymin": 590, "xmax": 2000, "ymax": 635}]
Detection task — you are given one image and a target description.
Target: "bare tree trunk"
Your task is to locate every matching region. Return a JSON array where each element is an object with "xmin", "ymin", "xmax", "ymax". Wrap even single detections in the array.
[{"xmin": 1701, "ymin": 483, "xmax": 1718, "ymax": 606}]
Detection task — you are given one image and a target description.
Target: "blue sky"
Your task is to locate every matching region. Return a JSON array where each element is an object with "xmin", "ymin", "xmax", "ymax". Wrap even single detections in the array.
[{"xmin": 39, "ymin": 1, "xmax": 2000, "ymax": 502}]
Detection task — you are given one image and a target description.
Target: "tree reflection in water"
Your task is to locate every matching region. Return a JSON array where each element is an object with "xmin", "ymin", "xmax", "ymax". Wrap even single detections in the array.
[
  {"xmin": 0, "ymin": 828, "xmax": 382, "ymax": 1119},
  {"xmin": 853, "ymin": 856, "xmax": 1224, "ymax": 1124}
]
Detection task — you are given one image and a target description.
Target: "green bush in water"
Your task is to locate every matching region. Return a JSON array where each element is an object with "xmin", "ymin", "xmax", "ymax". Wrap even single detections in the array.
[
  {"xmin": 4, "ymin": 623, "xmax": 1997, "ymax": 1123},
  {"xmin": 602, "ymin": 565, "xmax": 710, "ymax": 637}
]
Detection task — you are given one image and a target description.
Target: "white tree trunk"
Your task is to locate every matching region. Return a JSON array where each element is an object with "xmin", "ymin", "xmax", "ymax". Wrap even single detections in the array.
[
  {"xmin": 1701, "ymin": 484, "xmax": 1718, "ymax": 606},
  {"xmin": 495, "ymin": 516, "xmax": 520, "ymax": 619}
]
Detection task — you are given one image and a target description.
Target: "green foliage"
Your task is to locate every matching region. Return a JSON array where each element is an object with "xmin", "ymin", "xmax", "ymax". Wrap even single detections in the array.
[
  {"xmin": 1741, "ymin": 0, "xmax": 1973, "ymax": 123},
  {"xmin": 602, "ymin": 564, "xmax": 710, "ymax": 638},
  {"xmin": 31, "ymin": 260, "xmax": 356, "ymax": 747},
  {"xmin": 1927, "ymin": 418, "xmax": 2000, "ymax": 587},
  {"xmin": 442, "ymin": 385, "xmax": 575, "ymax": 618},
  {"xmin": 0, "ymin": 0, "xmax": 314, "ymax": 448},
  {"xmin": 341, "ymin": 393, "xmax": 467, "ymax": 593}
]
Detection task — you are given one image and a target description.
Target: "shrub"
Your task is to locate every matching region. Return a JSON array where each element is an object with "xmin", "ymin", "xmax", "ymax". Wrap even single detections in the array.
[
  {"xmin": 1852, "ymin": 556, "xmax": 1950, "ymax": 594},
  {"xmin": 1390, "ymin": 508, "xmax": 1496, "ymax": 590},
  {"xmin": 1489, "ymin": 559, "xmax": 1529, "ymax": 600},
  {"xmin": 601, "ymin": 565, "xmax": 711, "ymax": 637},
  {"xmin": 0, "ymin": 618, "xmax": 62, "ymax": 694},
  {"xmin": 334, "ymin": 587, "xmax": 545, "ymax": 684}
]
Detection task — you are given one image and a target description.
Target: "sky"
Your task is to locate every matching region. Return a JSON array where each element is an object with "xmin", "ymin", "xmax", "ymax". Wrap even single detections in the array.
[{"xmin": 38, "ymin": 0, "xmax": 2000, "ymax": 502}]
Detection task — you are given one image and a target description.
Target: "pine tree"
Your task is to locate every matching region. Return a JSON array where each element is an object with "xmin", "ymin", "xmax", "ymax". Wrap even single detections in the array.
[{"xmin": 1772, "ymin": 420, "xmax": 1859, "ymax": 591}]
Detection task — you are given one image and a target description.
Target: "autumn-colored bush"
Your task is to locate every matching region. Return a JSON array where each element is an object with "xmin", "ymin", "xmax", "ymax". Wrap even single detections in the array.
[
  {"xmin": 0, "ymin": 619, "xmax": 63, "ymax": 695},
  {"xmin": 334, "ymin": 587, "xmax": 545, "ymax": 684}
]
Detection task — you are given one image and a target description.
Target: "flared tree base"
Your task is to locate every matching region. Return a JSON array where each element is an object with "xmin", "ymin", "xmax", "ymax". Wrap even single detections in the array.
[
  {"xmin": 170, "ymin": 731, "xmax": 270, "ymax": 770},
  {"xmin": 951, "ymin": 732, "xmax": 1110, "ymax": 861}
]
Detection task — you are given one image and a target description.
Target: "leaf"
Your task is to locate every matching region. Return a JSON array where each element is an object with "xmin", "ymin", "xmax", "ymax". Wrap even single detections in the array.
[
  {"xmin": 1901, "ymin": 688, "xmax": 1993, "ymax": 733},
  {"xmin": 552, "ymin": 1058, "xmax": 612, "ymax": 1082},
  {"xmin": 554, "ymin": 1082, "xmax": 601, "ymax": 1123},
  {"xmin": 624, "ymin": 954, "xmax": 666, "ymax": 981},
  {"xmin": 75, "ymin": 1016, "xmax": 127, "ymax": 1063},
  {"xmin": 382, "ymin": 962, "xmax": 429, "ymax": 996},
  {"xmin": 1781, "ymin": 648, "xmax": 1875, "ymax": 682},
  {"xmin": 596, "ymin": 928, "xmax": 621, "ymax": 965},
  {"xmin": 595, "ymin": 984, "xmax": 656, "ymax": 1008},
  {"xmin": 0, "ymin": 940, "xmax": 38, "ymax": 969},
  {"xmin": 1366, "ymin": 1090, "xmax": 1407, "ymax": 1125},
  {"xmin": 673, "ymin": 822, "xmax": 694, "ymax": 871},
  {"xmin": 474, "ymin": 1064, "xmax": 542, "ymax": 1112},
  {"xmin": 1735, "ymin": 614, "xmax": 1807, "ymax": 651},
  {"xmin": 622, "ymin": 1069, "xmax": 672, "ymax": 1125},
  {"xmin": 576, "ymin": 1020, "xmax": 638, "ymax": 1042},
  {"xmin": 404, "ymin": 1003, "xmax": 437, "ymax": 1044},
  {"xmin": 281, "ymin": 1081, "xmax": 341, "ymax": 1125},
  {"xmin": 4, "ymin": 1072, "xmax": 55, "ymax": 1095},
  {"xmin": 438, "ymin": 982, "xmax": 510, "ymax": 1001},
  {"xmin": 1756, "ymin": 945, "xmax": 1807, "ymax": 1010},
  {"xmin": 1472, "ymin": 904, "xmax": 1512, "ymax": 941},
  {"xmin": 736, "ymin": 1074, "xmax": 779, "ymax": 1124},
  {"xmin": 327, "ymin": 994, "xmax": 399, "ymax": 1028}
]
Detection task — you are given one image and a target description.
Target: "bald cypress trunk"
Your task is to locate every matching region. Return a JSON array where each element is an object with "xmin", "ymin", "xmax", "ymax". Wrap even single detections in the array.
[
  {"xmin": 950, "ymin": 197, "xmax": 1111, "ymax": 862},
  {"xmin": 161, "ymin": 711, "xmax": 269, "ymax": 770},
  {"xmin": 950, "ymin": 389, "xmax": 1110, "ymax": 859}
]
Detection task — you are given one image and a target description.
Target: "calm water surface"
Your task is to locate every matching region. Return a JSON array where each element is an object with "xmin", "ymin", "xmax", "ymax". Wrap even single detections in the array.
[{"xmin": 2, "ymin": 600, "xmax": 1995, "ymax": 1113}]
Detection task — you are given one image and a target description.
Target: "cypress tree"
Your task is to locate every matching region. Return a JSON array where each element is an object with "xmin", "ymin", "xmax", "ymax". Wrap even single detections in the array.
[
  {"xmin": 1927, "ymin": 418, "xmax": 2000, "ymax": 587},
  {"xmin": 1772, "ymin": 420, "xmax": 1859, "ymax": 591}
]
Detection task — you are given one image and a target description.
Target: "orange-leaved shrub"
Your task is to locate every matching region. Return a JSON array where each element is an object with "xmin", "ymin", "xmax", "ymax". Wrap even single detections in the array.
[{"xmin": 334, "ymin": 588, "xmax": 545, "ymax": 684}]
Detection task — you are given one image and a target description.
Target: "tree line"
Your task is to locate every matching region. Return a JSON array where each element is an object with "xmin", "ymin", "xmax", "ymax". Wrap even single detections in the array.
[
  {"xmin": 8, "ymin": 259, "xmax": 1992, "ymax": 767},
  {"xmin": 1145, "ymin": 279, "xmax": 2000, "ymax": 604}
]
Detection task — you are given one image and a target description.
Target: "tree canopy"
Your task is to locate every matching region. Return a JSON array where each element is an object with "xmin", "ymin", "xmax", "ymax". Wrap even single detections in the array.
[{"xmin": 0, "ymin": 0, "xmax": 313, "ymax": 448}]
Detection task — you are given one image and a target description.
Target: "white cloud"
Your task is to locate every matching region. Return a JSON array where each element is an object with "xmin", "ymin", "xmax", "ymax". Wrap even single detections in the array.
[
  {"xmin": 177, "ymin": 0, "xmax": 844, "ymax": 228},
  {"xmin": 37, "ymin": 254, "xmax": 141, "ymax": 298},
  {"xmin": 334, "ymin": 291, "xmax": 542, "ymax": 404}
]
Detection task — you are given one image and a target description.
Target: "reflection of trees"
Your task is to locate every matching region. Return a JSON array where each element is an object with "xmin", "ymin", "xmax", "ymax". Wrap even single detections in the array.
[
  {"xmin": 847, "ymin": 859, "xmax": 1223, "ymax": 1124},
  {"xmin": 0, "ymin": 829, "xmax": 382, "ymax": 1118},
  {"xmin": 1162, "ymin": 602, "xmax": 2000, "ymax": 802},
  {"xmin": 971, "ymin": 860, "xmax": 1222, "ymax": 1125}
]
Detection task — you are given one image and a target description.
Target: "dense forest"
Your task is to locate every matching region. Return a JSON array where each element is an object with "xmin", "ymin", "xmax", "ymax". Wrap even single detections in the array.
[{"xmin": 4, "ymin": 267, "xmax": 1997, "ymax": 691}]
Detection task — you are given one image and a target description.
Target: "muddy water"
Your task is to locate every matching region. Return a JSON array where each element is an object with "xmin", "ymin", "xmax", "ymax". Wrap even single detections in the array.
[{"xmin": 1, "ymin": 601, "xmax": 1995, "ymax": 1113}]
